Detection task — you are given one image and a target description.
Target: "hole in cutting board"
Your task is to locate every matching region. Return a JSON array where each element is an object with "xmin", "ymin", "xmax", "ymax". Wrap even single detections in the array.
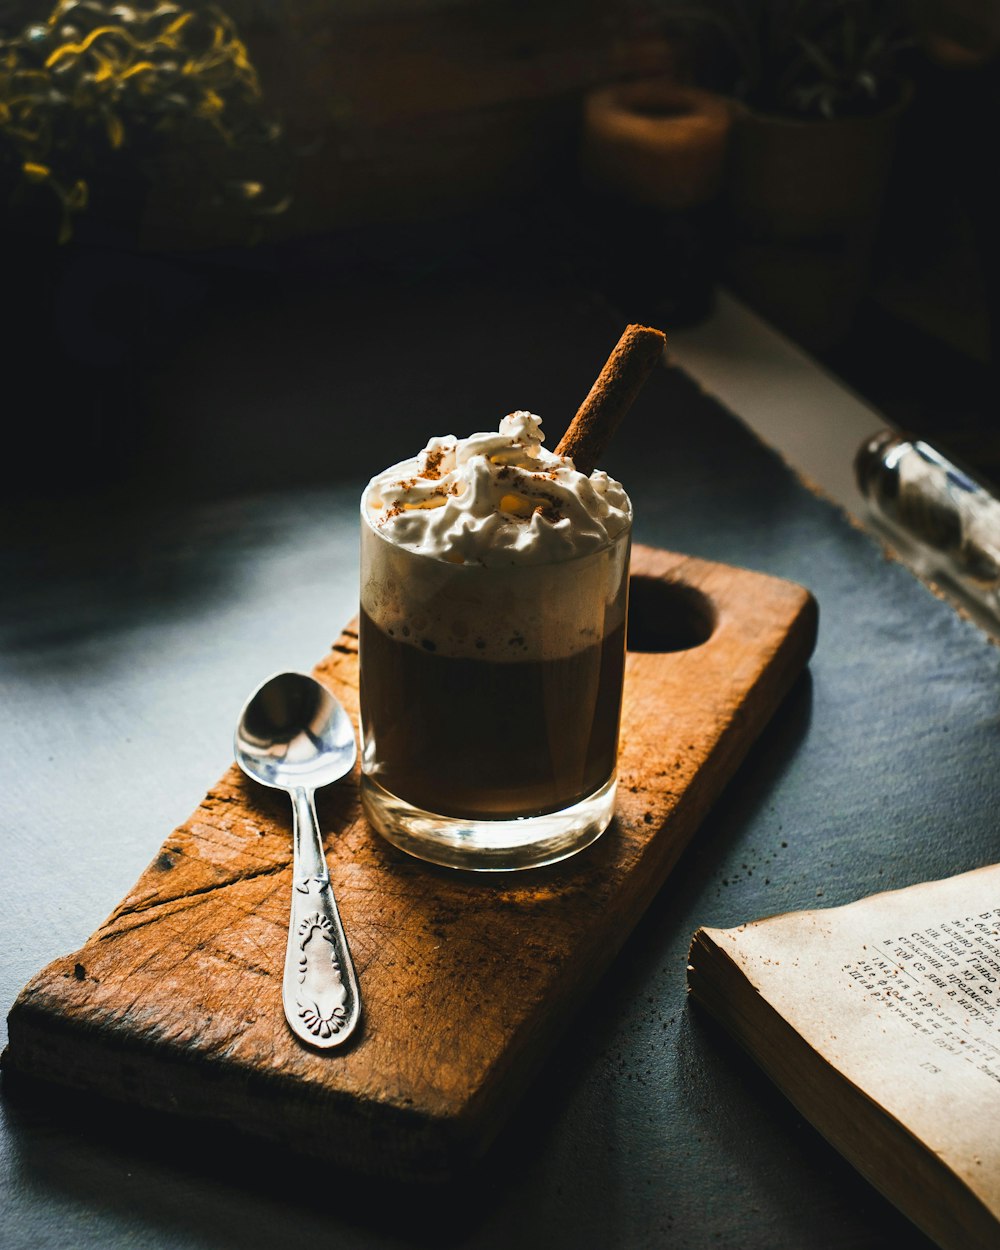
[{"xmin": 627, "ymin": 575, "xmax": 716, "ymax": 653}]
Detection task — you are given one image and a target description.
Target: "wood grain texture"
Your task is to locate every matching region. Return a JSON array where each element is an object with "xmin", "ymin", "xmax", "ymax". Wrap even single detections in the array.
[{"xmin": 4, "ymin": 545, "xmax": 817, "ymax": 1181}]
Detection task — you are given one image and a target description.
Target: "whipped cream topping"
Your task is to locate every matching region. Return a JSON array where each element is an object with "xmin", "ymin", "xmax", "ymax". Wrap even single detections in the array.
[{"xmin": 363, "ymin": 412, "xmax": 631, "ymax": 565}]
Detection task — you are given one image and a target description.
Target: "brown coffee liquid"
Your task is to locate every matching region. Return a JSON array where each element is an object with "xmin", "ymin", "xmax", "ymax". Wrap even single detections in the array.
[{"xmin": 359, "ymin": 611, "xmax": 626, "ymax": 819}]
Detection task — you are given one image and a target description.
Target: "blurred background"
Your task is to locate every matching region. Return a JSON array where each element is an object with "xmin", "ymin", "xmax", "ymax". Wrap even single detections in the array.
[{"xmin": 3, "ymin": 0, "xmax": 999, "ymax": 507}]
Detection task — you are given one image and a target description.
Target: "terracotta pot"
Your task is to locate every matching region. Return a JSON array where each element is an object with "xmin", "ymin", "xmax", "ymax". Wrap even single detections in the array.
[
  {"xmin": 723, "ymin": 82, "xmax": 912, "ymax": 350},
  {"xmin": 581, "ymin": 79, "xmax": 732, "ymax": 209},
  {"xmin": 727, "ymin": 84, "xmax": 911, "ymax": 240},
  {"xmin": 576, "ymin": 79, "xmax": 733, "ymax": 327}
]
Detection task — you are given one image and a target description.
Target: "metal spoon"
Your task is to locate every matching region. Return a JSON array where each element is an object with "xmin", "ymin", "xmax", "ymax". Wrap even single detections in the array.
[{"xmin": 234, "ymin": 671, "xmax": 361, "ymax": 1049}]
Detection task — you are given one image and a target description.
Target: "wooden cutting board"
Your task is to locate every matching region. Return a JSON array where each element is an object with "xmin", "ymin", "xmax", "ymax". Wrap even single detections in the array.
[{"xmin": 4, "ymin": 545, "xmax": 817, "ymax": 1181}]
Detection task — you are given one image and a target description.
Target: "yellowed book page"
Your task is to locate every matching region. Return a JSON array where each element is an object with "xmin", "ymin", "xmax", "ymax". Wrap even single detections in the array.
[{"xmin": 706, "ymin": 862, "xmax": 1000, "ymax": 1218}]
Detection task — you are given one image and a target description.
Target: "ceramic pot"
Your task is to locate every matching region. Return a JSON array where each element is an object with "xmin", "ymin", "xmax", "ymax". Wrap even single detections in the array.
[
  {"xmin": 723, "ymin": 82, "xmax": 912, "ymax": 350},
  {"xmin": 581, "ymin": 79, "xmax": 732, "ymax": 209},
  {"xmin": 578, "ymin": 79, "xmax": 733, "ymax": 326}
]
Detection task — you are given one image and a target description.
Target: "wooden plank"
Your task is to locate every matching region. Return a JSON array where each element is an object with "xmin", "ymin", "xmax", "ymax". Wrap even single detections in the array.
[{"xmin": 3, "ymin": 545, "xmax": 817, "ymax": 1181}]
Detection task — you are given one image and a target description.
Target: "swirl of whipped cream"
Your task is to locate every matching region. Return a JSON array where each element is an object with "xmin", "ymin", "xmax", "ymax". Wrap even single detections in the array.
[{"xmin": 363, "ymin": 412, "xmax": 631, "ymax": 565}]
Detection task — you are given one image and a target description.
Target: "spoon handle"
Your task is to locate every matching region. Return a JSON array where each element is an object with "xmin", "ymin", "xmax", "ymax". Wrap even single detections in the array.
[{"xmin": 282, "ymin": 787, "xmax": 361, "ymax": 1048}]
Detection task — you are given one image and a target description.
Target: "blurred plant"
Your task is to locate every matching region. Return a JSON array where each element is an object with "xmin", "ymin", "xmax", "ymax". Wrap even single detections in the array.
[
  {"xmin": 0, "ymin": 0, "xmax": 288, "ymax": 242},
  {"xmin": 666, "ymin": 0, "xmax": 913, "ymax": 119}
]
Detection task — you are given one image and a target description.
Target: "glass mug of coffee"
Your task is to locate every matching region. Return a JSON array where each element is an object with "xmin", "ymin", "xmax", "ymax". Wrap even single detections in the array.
[{"xmin": 358, "ymin": 411, "xmax": 632, "ymax": 871}]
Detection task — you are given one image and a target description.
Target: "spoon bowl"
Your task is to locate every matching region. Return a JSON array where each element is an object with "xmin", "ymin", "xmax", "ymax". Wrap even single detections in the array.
[
  {"xmin": 236, "ymin": 670, "xmax": 356, "ymax": 792},
  {"xmin": 235, "ymin": 671, "xmax": 361, "ymax": 1049}
]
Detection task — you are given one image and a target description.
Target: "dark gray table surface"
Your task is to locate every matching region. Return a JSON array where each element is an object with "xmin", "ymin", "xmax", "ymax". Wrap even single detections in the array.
[{"xmin": 2, "ymin": 257, "xmax": 998, "ymax": 1249}]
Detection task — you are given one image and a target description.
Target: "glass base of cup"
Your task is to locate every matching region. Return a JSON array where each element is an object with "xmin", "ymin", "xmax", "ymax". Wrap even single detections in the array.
[{"xmin": 360, "ymin": 774, "xmax": 618, "ymax": 871}]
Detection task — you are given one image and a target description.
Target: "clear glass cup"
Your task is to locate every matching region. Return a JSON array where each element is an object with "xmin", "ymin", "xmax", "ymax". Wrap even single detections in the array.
[{"xmin": 358, "ymin": 492, "xmax": 631, "ymax": 870}]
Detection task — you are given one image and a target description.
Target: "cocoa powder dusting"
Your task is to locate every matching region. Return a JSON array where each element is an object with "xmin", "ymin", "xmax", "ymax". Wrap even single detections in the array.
[{"xmin": 533, "ymin": 504, "xmax": 564, "ymax": 522}]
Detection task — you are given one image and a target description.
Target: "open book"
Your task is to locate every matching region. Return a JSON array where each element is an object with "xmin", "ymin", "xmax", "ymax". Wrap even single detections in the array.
[{"xmin": 687, "ymin": 863, "xmax": 1000, "ymax": 1250}]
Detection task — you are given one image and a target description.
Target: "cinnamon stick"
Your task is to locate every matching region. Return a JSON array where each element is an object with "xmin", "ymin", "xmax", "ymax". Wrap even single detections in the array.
[{"xmin": 555, "ymin": 324, "xmax": 666, "ymax": 476}]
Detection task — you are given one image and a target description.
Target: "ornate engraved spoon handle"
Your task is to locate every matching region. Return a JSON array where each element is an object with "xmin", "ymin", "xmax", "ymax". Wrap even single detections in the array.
[{"xmin": 282, "ymin": 786, "xmax": 361, "ymax": 1048}]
